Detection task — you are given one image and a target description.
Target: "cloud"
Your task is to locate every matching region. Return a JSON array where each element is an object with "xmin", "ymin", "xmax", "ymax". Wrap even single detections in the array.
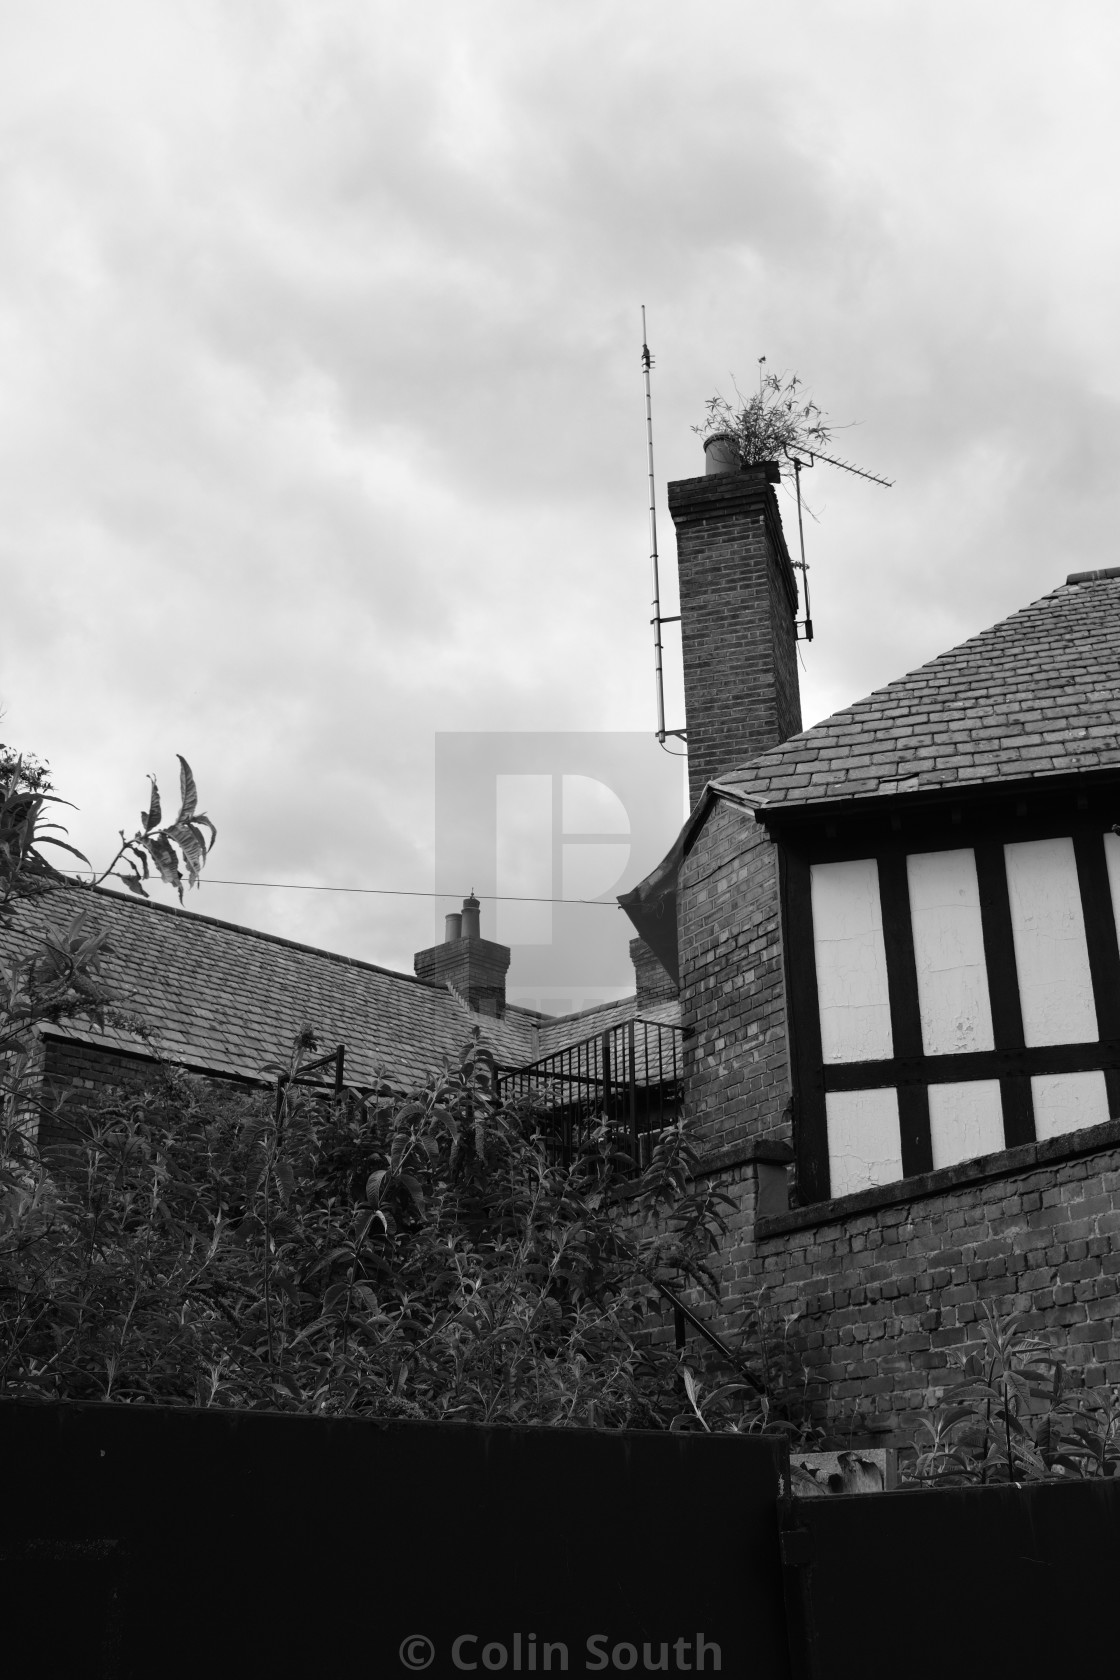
[{"xmin": 1, "ymin": 0, "xmax": 1118, "ymax": 998}]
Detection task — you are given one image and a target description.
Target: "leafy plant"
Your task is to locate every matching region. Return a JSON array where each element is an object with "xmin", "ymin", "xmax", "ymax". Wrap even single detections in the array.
[
  {"xmin": 0, "ymin": 744, "xmax": 52, "ymax": 796},
  {"xmin": 664, "ymin": 1287, "xmax": 825, "ymax": 1446},
  {"xmin": 910, "ymin": 1302, "xmax": 1120, "ymax": 1484},
  {"xmin": 0, "ymin": 749, "xmax": 213, "ymax": 1148},
  {"xmin": 0, "ymin": 1018, "xmax": 820, "ymax": 1433},
  {"xmin": 2, "ymin": 748, "xmax": 214, "ymax": 910},
  {"xmin": 1, "ymin": 754, "xmax": 88, "ymax": 915},
  {"xmin": 94, "ymin": 755, "xmax": 217, "ymax": 901},
  {"xmin": 692, "ymin": 370, "xmax": 832, "ymax": 473}
]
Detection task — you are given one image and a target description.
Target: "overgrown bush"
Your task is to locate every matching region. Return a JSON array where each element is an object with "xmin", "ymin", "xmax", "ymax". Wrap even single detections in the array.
[
  {"xmin": 0, "ymin": 1027, "xmax": 810, "ymax": 1429},
  {"xmin": 0, "ymin": 743, "xmax": 824, "ymax": 1433}
]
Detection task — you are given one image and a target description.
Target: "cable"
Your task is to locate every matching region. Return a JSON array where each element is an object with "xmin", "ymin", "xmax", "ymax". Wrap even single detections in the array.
[
  {"xmin": 59, "ymin": 870, "xmax": 621, "ymax": 907},
  {"xmin": 204, "ymin": 880, "xmax": 622, "ymax": 906}
]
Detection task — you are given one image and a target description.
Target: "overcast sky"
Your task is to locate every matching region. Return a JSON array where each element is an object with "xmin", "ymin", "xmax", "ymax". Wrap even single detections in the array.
[{"xmin": 3, "ymin": 1, "xmax": 1119, "ymax": 1009}]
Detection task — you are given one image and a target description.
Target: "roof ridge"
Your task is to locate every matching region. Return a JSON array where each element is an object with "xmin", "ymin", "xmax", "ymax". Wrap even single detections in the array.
[
  {"xmin": 710, "ymin": 572, "xmax": 1120, "ymax": 812},
  {"xmin": 45, "ymin": 881, "xmax": 439, "ymax": 989},
  {"xmin": 42, "ymin": 884, "xmax": 630, "ymax": 1037}
]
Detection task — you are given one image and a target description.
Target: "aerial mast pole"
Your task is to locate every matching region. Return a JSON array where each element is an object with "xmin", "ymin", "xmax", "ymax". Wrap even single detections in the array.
[{"xmin": 642, "ymin": 307, "xmax": 668, "ymax": 743}]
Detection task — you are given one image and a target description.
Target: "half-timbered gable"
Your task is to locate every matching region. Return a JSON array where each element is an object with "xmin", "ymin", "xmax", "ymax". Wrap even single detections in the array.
[{"xmin": 732, "ymin": 568, "xmax": 1120, "ymax": 1205}]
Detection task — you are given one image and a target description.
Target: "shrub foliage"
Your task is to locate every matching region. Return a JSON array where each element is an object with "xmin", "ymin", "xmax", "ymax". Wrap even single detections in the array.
[
  {"xmin": 2, "ymin": 1029, "xmax": 772, "ymax": 1428},
  {"xmin": 911, "ymin": 1304, "xmax": 1120, "ymax": 1483},
  {"xmin": 0, "ymin": 742, "xmax": 812, "ymax": 1433}
]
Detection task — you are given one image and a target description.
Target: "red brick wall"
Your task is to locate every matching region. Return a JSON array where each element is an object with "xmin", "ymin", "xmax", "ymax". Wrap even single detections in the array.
[
  {"xmin": 678, "ymin": 799, "xmax": 794, "ymax": 1157},
  {"xmin": 36, "ymin": 1037, "xmax": 161, "ymax": 1148},
  {"xmin": 42, "ymin": 1036, "xmax": 159, "ymax": 1095},
  {"xmin": 662, "ymin": 1131, "xmax": 1120, "ymax": 1450},
  {"xmin": 669, "ymin": 468, "xmax": 802, "ymax": 810},
  {"xmin": 37, "ymin": 1036, "xmax": 258, "ymax": 1150},
  {"xmin": 749, "ymin": 1137, "xmax": 1120, "ymax": 1443}
]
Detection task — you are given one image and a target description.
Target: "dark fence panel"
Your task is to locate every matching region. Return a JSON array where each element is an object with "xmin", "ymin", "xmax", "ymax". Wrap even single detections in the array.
[
  {"xmin": 1, "ymin": 1400, "xmax": 790, "ymax": 1680},
  {"xmin": 780, "ymin": 1478, "xmax": 1120, "ymax": 1678},
  {"xmin": 500, "ymin": 1020, "xmax": 683, "ymax": 1169}
]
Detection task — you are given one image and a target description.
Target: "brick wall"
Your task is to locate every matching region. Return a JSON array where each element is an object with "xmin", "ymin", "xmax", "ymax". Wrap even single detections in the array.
[
  {"xmin": 37, "ymin": 1035, "xmax": 258, "ymax": 1150},
  {"xmin": 678, "ymin": 1080, "xmax": 1120, "ymax": 1447},
  {"xmin": 43, "ymin": 1036, "xmax": 161, "ymax": 1096},
  {"xmin": 37, "ymin": 1037, "xmax": 162, "ymax": 1149},
  {"xmin": 673, "ymin": 794, "xmax": 1120, "ymax": 1450},
  {"xmin": 678, "ymin": 798, "xmax": 794, "ymax": 1158},
  {"xmin": 669, "ymin": 467, "xmax": 802, "ymax": 810},
  {"xmin": 747, "ymin": 1134, "xmax": 1120, "ymax": 1444}
]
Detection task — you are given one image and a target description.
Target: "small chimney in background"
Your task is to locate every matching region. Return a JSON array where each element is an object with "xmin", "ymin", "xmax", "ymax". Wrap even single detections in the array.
[
  {"xmin": 669, "ymin": 455, "xmax": 802, "ymax": 809},
  {"xmin": 415, "ymin": 894, "xmax": 510, "ymax": 1017}
]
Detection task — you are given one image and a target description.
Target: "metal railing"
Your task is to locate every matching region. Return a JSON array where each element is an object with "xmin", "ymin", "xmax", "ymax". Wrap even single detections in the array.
[
  {"xmin": 499, "ymin": 1018, "xmax": 684, "ymax": 1169},
  {"xmin": 274, "ymin": 1043, "xmax": 346, "ymax": 1122}
]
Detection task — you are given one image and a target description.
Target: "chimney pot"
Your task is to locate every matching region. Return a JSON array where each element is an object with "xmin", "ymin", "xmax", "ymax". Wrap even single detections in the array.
[
  {"xmin": 444, "ymin": 911, "xmax": 462, "ymax": 943},
  {"xmin": 460, "ymin": 894, "xmax": 481, "ymax": 939},
  {"xmin": 703, "ymin": 433, "xmax": 740, "ymax": 474}
]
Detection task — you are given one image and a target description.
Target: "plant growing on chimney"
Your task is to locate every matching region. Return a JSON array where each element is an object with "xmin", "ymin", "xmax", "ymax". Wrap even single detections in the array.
[{"xmin": 693, "ymin": 370, "xmax": 832, "ymax": 471}]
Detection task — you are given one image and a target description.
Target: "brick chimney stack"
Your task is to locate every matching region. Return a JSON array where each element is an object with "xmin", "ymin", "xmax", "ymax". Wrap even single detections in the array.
[
  {"xmin": 669, "ymin": 448, "xmax": 802, "ymax": 810},
  {"xmin": 414, "ymin": 894, "xmax": 511, "ymax": 1017}
]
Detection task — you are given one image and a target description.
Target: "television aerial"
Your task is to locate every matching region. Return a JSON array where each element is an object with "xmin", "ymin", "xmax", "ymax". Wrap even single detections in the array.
[{"xmin": 640, "ymin": 311, "xmax": 892, "ymax": 746}]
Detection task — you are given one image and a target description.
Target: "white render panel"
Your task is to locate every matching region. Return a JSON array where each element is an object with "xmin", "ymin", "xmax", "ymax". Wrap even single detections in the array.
[
  {"xmin": 927, "ymin": 1081, "xmax": 1005, "ymax": 1169},
  {"xmin": 826, "ymin": 1089, "xmax": 904, "ymax": 1197},
  {"xmin": 811, "ymin": 859, "xmax": 894, "ymax": 1064},
  {"xmin": 1032, "ymin": 1071, "xmax": 1110, "ymax": 1139},
  {"xmin": 1103, "ymin": 832, "xmax": 1120, "ymax": 942},
  {"xmin": 907, "ymin": 850, "xmax": 995, "ymax": 1055},
  {"xmin": 1005, "ymin": 838, "xmax": 1098, "ymax": 1046}
]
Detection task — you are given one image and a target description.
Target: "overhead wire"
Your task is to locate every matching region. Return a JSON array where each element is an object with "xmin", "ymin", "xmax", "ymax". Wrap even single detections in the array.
[{"xmin": 59, "ymin": 870, "xmax": 621, "ymax": 907}]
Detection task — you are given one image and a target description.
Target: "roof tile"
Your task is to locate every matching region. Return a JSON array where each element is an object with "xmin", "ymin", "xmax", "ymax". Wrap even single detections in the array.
[
  {"xmin": 9, "ymin": 887, "xmax": 675, "ymax": 1089},
  {"xmin": 716, "ymin": 577, "xmax": 1120, "ymax": 810}
]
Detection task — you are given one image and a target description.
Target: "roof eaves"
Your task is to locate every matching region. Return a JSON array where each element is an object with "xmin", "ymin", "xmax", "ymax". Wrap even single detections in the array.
[{"xmin": 752, "ymin": 763, "xmax": 1120, "ymax": 830}]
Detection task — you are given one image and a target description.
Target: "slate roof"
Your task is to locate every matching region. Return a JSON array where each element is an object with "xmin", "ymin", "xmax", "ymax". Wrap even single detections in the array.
[
  {"xmin": 9, "ymin": 885, "xmax": 675, "ymax": 1091},
  {"xmin": 536, "ymin": 994, "xmax": 681, "ymax": 1061},
  {"xmin": 716, "ymin": 572, "xmax": 1120, "ymax": 812}
]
